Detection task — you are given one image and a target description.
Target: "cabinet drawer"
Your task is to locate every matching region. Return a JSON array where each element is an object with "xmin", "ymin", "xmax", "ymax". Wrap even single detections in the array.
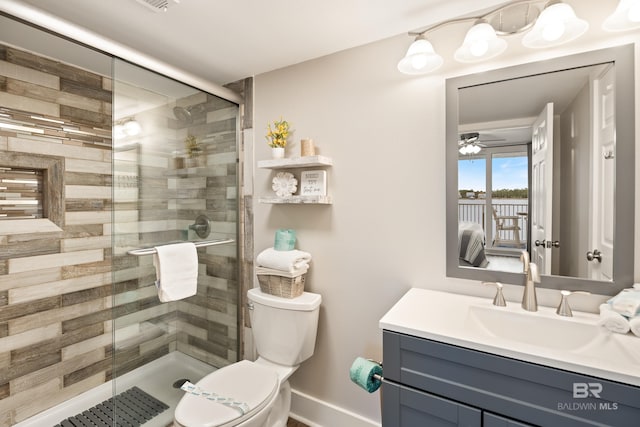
[
  {"xmin": 383, "ymin": 330, "xmax": 640, "ymax": 427},
  {"xmin": 382, "ymin": 381, "xmax": 481, "ymax": 427},
  {"xmin": 484, "ymin": 412, "xmax": 535, "ymax": 427}
]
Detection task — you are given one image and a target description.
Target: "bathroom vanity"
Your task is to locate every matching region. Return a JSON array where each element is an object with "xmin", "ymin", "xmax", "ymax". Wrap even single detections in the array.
[{"xmin": 379, "ymin": 289, "xmax": 640, "ymax": 427}]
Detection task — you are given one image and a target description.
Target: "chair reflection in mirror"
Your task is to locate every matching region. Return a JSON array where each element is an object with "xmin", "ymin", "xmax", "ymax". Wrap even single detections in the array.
[{"xmin": 492, "ymin": 206, "xmax": 521, "ymax": 248}]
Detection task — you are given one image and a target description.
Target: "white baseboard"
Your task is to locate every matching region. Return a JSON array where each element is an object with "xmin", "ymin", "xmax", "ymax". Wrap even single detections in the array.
[{"xmin": 290, "ymin": 388, "xmax": 381, "ymax": 427}]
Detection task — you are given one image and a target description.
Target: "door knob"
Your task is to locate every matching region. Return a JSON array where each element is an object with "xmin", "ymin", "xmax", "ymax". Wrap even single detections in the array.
[
  {"xmin": 534, "ymin": 240, "xmax": 546, "ymax": 247},
  {"xmin": 586, "ymin": 249, "xmax": 602, "ymax": 262},
  {"xmin": 549, "ymin": 240, "xmax": 560, "ymax": 248}
]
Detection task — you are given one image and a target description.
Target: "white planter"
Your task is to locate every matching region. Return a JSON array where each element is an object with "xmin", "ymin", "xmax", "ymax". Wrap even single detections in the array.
[{"xmin": 271, "ymin": 147, "xmax": 285, "ymax": 159}]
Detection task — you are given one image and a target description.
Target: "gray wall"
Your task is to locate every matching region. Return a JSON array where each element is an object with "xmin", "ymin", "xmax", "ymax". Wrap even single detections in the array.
[{"xmin": 253, "ymin": 24, "xmax": 640, "ymax": 427}]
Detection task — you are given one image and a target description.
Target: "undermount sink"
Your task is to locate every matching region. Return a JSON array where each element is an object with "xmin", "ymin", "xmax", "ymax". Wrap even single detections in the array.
[
  {"xmin": 379, "ymin": 288, "xmax": 640, "ymax": 387},
  {"xmin": 466, "ymin": 304, "xmax": 597, "ymax": 351}
]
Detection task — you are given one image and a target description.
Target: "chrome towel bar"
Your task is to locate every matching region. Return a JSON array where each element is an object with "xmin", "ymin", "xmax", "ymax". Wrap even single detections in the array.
[{"xmin": 126, "ymin": 238, "xmax": 234, "ymax": 256}]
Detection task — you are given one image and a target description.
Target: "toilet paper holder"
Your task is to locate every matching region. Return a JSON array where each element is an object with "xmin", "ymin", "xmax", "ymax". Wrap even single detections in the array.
[{"xmin": 350, "ymin": 357, "xmax": 384, "ymax": 393}]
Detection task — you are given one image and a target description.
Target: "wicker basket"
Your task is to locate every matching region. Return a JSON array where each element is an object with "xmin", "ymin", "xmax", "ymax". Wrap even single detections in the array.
[{"xmin": 257, "ymin": 273, "xmax": 306, "ymax": 298}]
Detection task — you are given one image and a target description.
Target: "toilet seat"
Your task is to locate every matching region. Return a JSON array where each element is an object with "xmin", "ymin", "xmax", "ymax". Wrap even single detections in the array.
[{"xmin": 174, "ymin": 360, "xmax": 279, "ymax": 427}]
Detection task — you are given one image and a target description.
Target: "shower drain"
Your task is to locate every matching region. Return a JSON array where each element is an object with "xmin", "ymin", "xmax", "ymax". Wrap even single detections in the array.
[
  {"xmin": 54, "ymin": 386, "xmax": 169, "ymax": 427},
  {"xmin": 172, "ymin": 378, "xmax": 191, "ymax": 389}
]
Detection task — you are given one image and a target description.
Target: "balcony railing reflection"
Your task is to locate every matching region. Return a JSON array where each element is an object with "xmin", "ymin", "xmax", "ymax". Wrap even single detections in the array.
[{"xmin": 458, "ymin": 200, "xmax": 528, "ymax": 248}]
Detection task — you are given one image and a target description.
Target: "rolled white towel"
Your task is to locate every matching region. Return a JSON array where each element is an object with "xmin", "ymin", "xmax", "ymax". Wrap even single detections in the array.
[
  {"xmin": 256, "ymin": 247, "xmax": 312, "ymax": 273},
  {"xmin": 609, "ymin": 290, "xmax": 640, "ymax": 318},
  {"xmin": 630, "ymin": 316, "xmax": 640, "ymax": 338},
  {"xmin": 598, "ymin": 303, "xmax": 630, "ymax": 334}
]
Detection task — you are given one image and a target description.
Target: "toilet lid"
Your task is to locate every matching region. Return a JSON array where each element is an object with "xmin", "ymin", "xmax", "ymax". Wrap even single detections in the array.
[{"xmin": 174, "ymin": 360, "xmax": 279, "ymax": 427}]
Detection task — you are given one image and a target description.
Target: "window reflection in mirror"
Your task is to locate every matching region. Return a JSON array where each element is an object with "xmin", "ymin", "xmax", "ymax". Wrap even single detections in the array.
[{"xmin": 458, "ymin": 145, "xmax": 529, "ymax": 273}]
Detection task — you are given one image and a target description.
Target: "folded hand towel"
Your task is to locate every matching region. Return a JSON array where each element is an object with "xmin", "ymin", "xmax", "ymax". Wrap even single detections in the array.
[
  {"xmin": 256, "ymin": 265, "xmax": 308, "ymax": 278},
  {"xmin": 598, "ymin": 303, "xmax": 630, "ymax": 334},
  {"xmin": 630, "ymin": 316, "xmax": 640, "ymax": 338},
  {"xmin": 153, "ymin": 242, "xmax": 198, "ymax": 302},
  {"xmin": 256, "ymin": 247, "xmax": 312, "ymax": 273},
  {"xmin": 608, "ymin": 289, "xmax": 640, "ymax": 317}
]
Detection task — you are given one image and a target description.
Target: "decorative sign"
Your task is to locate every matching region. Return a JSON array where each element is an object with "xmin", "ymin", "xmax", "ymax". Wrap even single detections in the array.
[{"xmin": 300, "ymin": 170, "xmax": 327, "ymax": 196}]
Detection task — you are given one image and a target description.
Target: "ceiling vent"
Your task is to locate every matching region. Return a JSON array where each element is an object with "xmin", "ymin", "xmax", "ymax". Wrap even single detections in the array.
[{"xmin": 134, "ymin": 0, "xmax": 179, "ymax": 13}]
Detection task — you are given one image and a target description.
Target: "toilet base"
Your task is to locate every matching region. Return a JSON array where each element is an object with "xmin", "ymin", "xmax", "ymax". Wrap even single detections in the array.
[
  {"xmin": 264, "ymin": 381, "xmax": 290, "ymax": 427},
  {"xmin": 233, "ymin": 380, "xmax": 290, "ymax": 427}
]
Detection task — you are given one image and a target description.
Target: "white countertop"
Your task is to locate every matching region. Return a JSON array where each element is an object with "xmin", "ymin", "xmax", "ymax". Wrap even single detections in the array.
[{"xmin": 379, "ymin": 288, "xmax": 640, "ymax": 387}]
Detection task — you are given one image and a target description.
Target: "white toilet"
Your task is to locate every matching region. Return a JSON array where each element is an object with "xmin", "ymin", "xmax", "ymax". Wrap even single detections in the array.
[{"xmin": 174, "ymin": 287, "xmax": 322, "ymax": 427}]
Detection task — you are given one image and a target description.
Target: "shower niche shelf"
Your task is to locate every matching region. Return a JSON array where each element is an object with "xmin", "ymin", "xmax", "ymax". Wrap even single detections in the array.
[{"xmin": 258, "ymin": 155, "xmax": 333, "ymax": 205}]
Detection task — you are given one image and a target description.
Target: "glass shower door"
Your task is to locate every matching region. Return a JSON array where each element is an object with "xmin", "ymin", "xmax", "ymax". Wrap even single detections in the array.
[{"xmin": 112, "ymin": 58, "xmax": 240, "ymax": 426}]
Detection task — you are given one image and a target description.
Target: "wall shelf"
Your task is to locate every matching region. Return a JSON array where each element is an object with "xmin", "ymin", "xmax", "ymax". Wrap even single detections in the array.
[
  {"xmin": 258, "ymin": 155, "xmax": 333, "ymax": 205},
  {"xmin": 257, "ymin": 155, "xmax": 333, "ymax": 170}
]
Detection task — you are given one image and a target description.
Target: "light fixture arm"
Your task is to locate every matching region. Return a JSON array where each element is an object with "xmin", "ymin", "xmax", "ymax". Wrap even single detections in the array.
[
  {"xmin": 408, "ymin": 0, "xmax": 544, "ymax": 37},
  {"xmin": 408, "ymin": 16, "xmax": 477, "ymax": 37}
]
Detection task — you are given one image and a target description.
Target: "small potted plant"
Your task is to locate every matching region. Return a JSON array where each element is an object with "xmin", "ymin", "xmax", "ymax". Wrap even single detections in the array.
[
  {"xmin": 265, "ymin": 118, "xmax": 290, "ymax": 159},
  {"xmin": 184, "ymin": 134, "xmax": 205, "ymax": 167}
]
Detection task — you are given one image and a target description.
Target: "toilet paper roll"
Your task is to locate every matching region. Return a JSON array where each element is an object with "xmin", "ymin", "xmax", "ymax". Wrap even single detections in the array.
[
  {"xmin": 274, "ymin": 228, "xmax": 296, "ymax": 251},
  {"xmin": 349, "ymin": 357, "xmax": 382, "ymax": 393}
]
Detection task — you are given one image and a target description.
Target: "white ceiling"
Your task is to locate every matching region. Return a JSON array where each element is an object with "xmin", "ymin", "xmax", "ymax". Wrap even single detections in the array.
[{"xmin": 12, "ymin": 0, "xmax": 507, "ymax": 85}]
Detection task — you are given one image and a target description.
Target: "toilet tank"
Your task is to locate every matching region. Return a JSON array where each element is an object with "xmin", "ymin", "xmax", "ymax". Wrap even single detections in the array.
[{"xmin": 248, "ymin": 288, "xmax": 321, "ymax": 366}]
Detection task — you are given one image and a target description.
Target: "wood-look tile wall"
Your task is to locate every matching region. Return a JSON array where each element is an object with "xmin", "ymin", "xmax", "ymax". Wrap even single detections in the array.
[
  {"xmin": 0, "ymin": 44, "xmax": 114, "ymax": 426},
  {"xmin": 112, "ymin": 85, "xmax": 239, "ymax": 375},
  {"xmin": 0, "ymin": 44, "xmax": 240, "ymax": 426}
]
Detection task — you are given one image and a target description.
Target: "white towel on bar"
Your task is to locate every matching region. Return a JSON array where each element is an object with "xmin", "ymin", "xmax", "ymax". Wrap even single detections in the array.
[
  {"xmin": 256, "ymin": 247, "xmax": 312, "ymax": 273},
  {"xmin": 153, "ymin": 242, "xmax": 198, "ymax": 302}
]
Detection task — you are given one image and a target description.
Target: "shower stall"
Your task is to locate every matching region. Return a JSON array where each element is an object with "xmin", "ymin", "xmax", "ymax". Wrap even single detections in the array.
[{"xmin": 0, "ymin": 12, "xmax": 242, "ymax": 427}]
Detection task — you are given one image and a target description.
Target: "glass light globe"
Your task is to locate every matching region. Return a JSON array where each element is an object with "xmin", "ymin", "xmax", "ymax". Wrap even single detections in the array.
[
  {"xmin": 603, "ymin": 0, "xmax": 640, "ymax": 31},
  {"xmin": 470, "ymin": 40, "xmax": 489, "ymax": 57},
  {"xmin": 454, "ymin": 22, "xmax": 506, "ymax": 63},
  {"xmin": 523, "ymin": 2, "xmax": 587, "ymax": 48},
  {"xmin": 542, "ymin": 21, "xmax": 565, "ymax": 41},
  {"xmin": 629, "ymin": 1, "xmax": 640, "ymax": 21},
  {"xmin": 397, "ymin": 37, "xmax": 443, "ymax": 75},
  {"xmin": 411, "ymin": 54, "xmax": 428, "ymax": 70}
]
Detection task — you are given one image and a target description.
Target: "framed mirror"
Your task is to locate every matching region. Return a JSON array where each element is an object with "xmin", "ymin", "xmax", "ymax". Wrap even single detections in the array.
[{"xmin": 446, "ymin": 44, "xmax": 635, "ymax": 295}]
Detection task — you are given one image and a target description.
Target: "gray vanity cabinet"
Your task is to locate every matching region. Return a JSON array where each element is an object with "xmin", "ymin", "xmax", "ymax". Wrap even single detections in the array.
[
  {"xmin": 483, "ymin": 413, "xmax": 534, "ymax": 427},
  {"xmin": 383, "ymin": 381, "xmax": 482, "ymax": 426},
  {"xmin": 382, "ymin": 330, "xmax": 640, "ymax": 427}
]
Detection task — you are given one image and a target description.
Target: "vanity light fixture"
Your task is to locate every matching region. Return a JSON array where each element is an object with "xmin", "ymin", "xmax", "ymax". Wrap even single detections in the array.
[
  {"xmin": 603, "ymin": 0, "xmax": 640, "ymax": 31},
  {"xmin": 398, "ymin": 0, "xmax": 593, "ymax": 75}
]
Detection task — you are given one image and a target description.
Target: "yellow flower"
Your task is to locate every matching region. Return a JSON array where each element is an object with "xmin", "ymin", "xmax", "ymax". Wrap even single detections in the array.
[{"xmin": 265, "ymin": 118, "xmax": 290, "ymax": 148}]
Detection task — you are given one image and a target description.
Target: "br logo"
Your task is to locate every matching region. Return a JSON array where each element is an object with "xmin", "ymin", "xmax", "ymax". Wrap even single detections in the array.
[{"xmin": 573, "ymin": 382, "xmax": 603, "ymax": 399}]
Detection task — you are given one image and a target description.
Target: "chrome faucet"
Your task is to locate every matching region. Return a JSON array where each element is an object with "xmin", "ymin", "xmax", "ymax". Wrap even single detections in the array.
[
  {"xmin": 556, "ymin": 290, "xmax": 590, "ymax": 317},
  {"xmin": 482, "ymin": 281, "xmax": 506, "ymax": 307},
  {"xmin": 521, "ymin": 250, "xmax": 539, "ymax": 312}
]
